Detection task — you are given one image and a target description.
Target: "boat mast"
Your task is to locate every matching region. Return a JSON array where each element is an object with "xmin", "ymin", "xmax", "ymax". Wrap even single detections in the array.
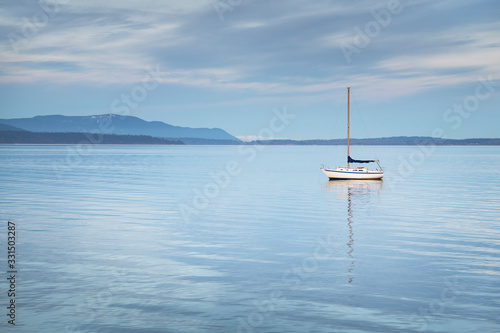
[{"xmin": 347, "ymin": 87, "xmax": 350, "ymax": 168}]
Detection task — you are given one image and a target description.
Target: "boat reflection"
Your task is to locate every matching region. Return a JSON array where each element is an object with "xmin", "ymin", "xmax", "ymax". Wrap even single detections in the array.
[{"xmin": 322, "ymin": 180, "xmax": 383, "ymax": 283}]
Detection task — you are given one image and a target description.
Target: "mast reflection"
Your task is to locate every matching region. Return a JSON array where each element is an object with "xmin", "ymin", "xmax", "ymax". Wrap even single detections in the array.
[
  {"xmin": 347, "ymin": 186, "xmax": 354, "ymax": 283},
  {"xmin": 323, "ymin": 180, "xmax": 383, "ymax": 284}
]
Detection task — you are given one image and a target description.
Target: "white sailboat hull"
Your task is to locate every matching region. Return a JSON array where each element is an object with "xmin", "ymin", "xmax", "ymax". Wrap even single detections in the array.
[{"xmin": 321, "ymin": 167, "xmax": 384, "ymax": 180}]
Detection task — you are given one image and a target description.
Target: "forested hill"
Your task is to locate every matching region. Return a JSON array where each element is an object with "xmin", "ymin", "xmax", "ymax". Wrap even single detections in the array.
[
  {"xmin": 0, "ymin": 131, "xmax": 184, "ymax": 144},
  {"xmin": 1, "ymin": 131, "xmax": 499, "ymax": 145},
  {"xmin": 247, "ymin": 137, "xmax": 500, "ymax": 145}
]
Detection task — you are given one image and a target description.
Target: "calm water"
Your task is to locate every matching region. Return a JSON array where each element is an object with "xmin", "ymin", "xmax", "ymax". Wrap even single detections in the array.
[{"xmin": 1, "ymin": 145, "xmax": 499, "ymax": 333}]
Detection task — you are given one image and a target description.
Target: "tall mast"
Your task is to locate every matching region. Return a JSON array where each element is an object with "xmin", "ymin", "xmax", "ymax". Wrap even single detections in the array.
[{"xmin": 347, "ymin": 87, "xmax": 350, "ymax": 168}]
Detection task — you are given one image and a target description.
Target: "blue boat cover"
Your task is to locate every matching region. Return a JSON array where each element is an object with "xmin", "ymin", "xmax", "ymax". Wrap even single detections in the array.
[{"xmin": 348, "ymin": 156, "xmax": 375, "ymax": 163}]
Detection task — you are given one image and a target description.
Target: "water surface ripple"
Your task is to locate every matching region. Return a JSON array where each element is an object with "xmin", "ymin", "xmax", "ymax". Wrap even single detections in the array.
[{"xmin": 0, "ymin": 145, "xmax": 499, "ymax": 332}]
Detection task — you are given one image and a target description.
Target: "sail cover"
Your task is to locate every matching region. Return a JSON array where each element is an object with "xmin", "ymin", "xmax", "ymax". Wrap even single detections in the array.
[{"xmin": 348, "ymin": 156, "xmax": 375, "ymax": 164}]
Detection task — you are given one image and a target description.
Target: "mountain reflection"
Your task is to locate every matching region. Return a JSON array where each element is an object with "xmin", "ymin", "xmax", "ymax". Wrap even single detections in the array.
[{"xmin": 322, "ymin": 180, "xmax": 383, "ymax": 283}]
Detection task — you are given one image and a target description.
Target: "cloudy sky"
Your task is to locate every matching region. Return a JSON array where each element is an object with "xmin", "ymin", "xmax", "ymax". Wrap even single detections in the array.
[{"xmin": 1, "ymin": 0, "xmax": 499, "ymax": 140}]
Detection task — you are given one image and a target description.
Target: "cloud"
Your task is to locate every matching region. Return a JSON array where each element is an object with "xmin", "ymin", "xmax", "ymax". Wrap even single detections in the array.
[
  {"xmin": 0, "ymin": 3, "xmax": 185, "ymax": 83},
  {"xmin": 0, "ymin": 0, "xmax": 499, "ymax": 102},
  {"xmin": 376, "ymin": 22, "xmax": 500, "ymax": 73}
]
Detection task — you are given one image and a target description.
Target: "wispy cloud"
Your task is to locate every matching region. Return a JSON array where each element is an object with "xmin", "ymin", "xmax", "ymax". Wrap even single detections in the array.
[
  {"xmin": 1, "ymin": 0, "xmax": 499, "ymax": 100},
  {"xmin": 376, "ymin": 23, "xmax": 500, "ymax": 73}
]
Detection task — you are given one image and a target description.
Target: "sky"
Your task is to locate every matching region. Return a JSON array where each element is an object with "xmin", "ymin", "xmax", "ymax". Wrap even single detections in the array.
[{"xmin": 0, "ymin": 0, "xmax": 499, "ymax": 140}]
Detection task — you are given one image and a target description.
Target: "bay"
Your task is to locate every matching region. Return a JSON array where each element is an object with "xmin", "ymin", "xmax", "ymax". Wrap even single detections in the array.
[{"xmin": 0, "ymin": 144, "xmax": 499, "ymax": 333}]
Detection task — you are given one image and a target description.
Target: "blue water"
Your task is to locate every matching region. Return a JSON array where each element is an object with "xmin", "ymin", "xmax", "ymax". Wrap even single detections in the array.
[{"xmin": 1, "ymin": 145, "xmax": 499, "ymax": 332}]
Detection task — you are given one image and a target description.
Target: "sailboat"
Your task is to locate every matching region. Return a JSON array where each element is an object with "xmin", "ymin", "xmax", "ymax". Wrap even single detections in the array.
[{"xmin": 321, "ymin": 87, "xmax": 384, "ymax": 180}]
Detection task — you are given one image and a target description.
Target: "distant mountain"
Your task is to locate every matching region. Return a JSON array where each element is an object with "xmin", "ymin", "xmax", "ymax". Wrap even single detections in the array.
[{"xmin": 0, "ymin": 114, "xmax": 240, "ymax": 141}]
